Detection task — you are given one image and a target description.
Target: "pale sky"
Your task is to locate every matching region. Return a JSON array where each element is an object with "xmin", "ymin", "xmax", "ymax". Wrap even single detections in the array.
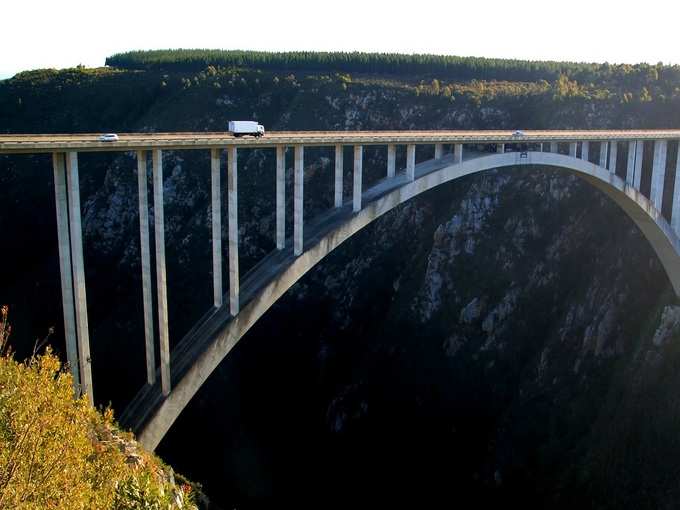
[{"xmin": 2, "ymin": 0, "xmax": 679, "ymax": 79}]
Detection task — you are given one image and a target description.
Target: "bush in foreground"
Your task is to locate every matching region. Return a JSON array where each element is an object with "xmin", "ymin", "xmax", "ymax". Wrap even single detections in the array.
[{"xmin": 0, "ymin": 306, "xmax": 198, "ymax": 509}]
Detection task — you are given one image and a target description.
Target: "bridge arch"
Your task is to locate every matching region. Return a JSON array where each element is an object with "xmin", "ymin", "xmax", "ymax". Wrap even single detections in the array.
[{"xmin": 137, "ymin": 150, "xmax": 680, "ymax": 449}]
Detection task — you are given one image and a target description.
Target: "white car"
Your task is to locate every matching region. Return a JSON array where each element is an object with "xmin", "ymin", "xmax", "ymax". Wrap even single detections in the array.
[
  {"xmin": 512, "ymin": 130, "xmax": 525, "ymax": 138},
  {"xmin": 98, "ymin": 133, "xmax": 119, "ymax": 142}
]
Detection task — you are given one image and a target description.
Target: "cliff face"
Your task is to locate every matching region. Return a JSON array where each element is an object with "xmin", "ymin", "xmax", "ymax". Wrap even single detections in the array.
[{"xmin": 2, "ymin": 67, "xmax": 680, "ymax": 508}]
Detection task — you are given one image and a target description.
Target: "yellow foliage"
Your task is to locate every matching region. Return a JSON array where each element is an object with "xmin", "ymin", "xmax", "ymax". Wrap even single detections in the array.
[{"xmin": 0, "ymin": 307, "xmax": 197, "ymax": 510}]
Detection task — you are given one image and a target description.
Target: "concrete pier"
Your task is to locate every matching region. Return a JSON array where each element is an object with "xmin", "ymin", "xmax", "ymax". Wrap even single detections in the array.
[
  {"xmin": 626, "ymin": 141, "xmax": 637, "ymax": 185},
  {"xmin": 227, "ymin": 147, "xmax": 239, "ymax": 315},
  {"xmin": 609, "ymin": 142, "xmax": 618, "ymax": 172},
  {"xmin": 387, "ymin": 144, "xmax": 397, "ymax": 177},
  {"xmin": 550, "ymin": 141, "xmax": 558, "ymax": 153},
  {"xmin": 353, "ymin": 146, "xmax": 363, "ymax": 212},
  {"xmin": 651, "ymin": 140, "xmax": 667, "ymax": 211},
  {"xmin": 65, "ymin": 152, "xmax": 93, "ymax": 404},
  {"xmin": 634, "ymin": 141, "xmax": 644, "ymax": 190},
  {"xmin": 496, "ymin": 144, "xmax": 505, "ymax": 154},
  {"xmin": 152, "ymin": 150, "xmax": 171, "ymax": 396},
  {"xmin": 52, "ymin": 153, "xmax": 80, "ymax": 389},
  {"xmin": 454, "ymin": 144, "xmax": 463, "ymax": 164},
  {"xmin": 406, "ymin": 144, "xmax": 415, "ymax": 181},
  {"xmin": 276, "ymin": 145, "xmax": 286, "ymax": 248},
  {"xmin": 600, "ymin": 142, "xmax": 609, "ymax": 168},
  {"xmin": 210, "ymin": 149, "xmax": 223, "ymax": 308},
  {"xmin": 387, "ymin": 144, "xmax": 396, "ymax": 178},
  {"xmin": 294, "ymin": 146, "xmax": 304, "ymax": 256},
  {"xmin": 334, "ymin": 144, "xmax": 343, "ymax": 208},
  {"xmin": 569, "ymin": 143, "xmax": 577, "ymax": 157},
  {"xmin": 136, "ymin": 150, "xmax": 155, "ymax": 385},
  {"xmin": 434, "ymin": 143, "xmax": 443, "ymax": 160},
  {"xmin": 672, "ymin": 147, "xmax": 680, "ymax": 236},
  {"xmin": 581, "ymin": 141, "xmax": 590, "ymax": 161},
  {"xmin": 599, "ymin": 142, "xmax": 608, "ymax": 168}
]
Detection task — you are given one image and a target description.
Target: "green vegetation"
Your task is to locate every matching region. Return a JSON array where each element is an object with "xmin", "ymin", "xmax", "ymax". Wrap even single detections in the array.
[
  {"xmin": 3, "ymin": 49, "xmax": 680, "ymax": 135},
  {"xmin": 0, "ymin": 306, "xmax": 199, "ymax": 509},
  {"xmin": 105, "ymin": 49, "xmax": 680, "ymax": 95},
  {"xmin": 106, "ymin": 48, "xmax": 597, "ymax": 81}
]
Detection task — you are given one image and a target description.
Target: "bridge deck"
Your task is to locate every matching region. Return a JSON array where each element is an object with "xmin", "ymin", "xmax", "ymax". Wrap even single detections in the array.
[
  {"xmin": 2, "ymin": 130, "xmax": 680, "ymax": 154},
  {"xmin": 119, "ymin": 150, "xmax": 470, "ymax": 433}
]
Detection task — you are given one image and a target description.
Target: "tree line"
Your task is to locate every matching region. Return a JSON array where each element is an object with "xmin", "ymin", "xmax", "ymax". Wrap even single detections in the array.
[{"xmin": 102, "ymin": 50, "xmax": 622, "ymax": 81}]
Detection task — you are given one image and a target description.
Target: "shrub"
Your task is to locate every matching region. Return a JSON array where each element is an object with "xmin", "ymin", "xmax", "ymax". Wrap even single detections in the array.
[{"xmin": 0, "ymin": 306, "xmax": 197, "ymax": 509}]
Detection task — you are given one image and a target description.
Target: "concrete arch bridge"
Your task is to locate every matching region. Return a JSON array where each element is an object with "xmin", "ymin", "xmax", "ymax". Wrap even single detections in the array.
[{"xmin": 2, "ymin": 130, "xmax": 680, "ymax": 449}]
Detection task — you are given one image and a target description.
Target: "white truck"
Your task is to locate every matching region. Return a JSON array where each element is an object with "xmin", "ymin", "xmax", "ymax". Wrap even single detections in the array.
[{"xmin": 228, "ymin": 121, "xmax": 265, "ymax": 138}]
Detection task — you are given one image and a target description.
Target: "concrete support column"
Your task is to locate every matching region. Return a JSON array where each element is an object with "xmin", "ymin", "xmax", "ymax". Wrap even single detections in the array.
[
  {"xmin": 136, "ymin": 151, "xmax": 155, "ymax": 385},
  {"xmin": 152, "ymin": 150, "xmax": 171, "ymax": 396},
  {"xmin": 569, "ymin": 143, "xmax": 577, "ymax": 157},
  {"xmin": 353, "ymin": 146, "xmax": 363, "ymax": 212},
  {"xmin": 434, "ymin": 143, "xmax": 443, "ymax": 160},
  {"xmin": 406, "ymin": 144, "xmax": 416, "ymax": 181},
  {"xmin": 210, "ymin": 149, "xmax": 223, "ymax": 308},
  {"xmin": 650, "ymin": 140, "xmax": 668, "ymax": 211},
  {"xmin": 634, "ymin": 141, "xmax": 644, "ymax": 190},
  {"xmin": 454, "ymin": 143, "xmax": 463, "ymax": 164},
  {"xmin": 387, "ymin": 144, "xmax": 396, "ymax": 178},
  {"xmin": 581, "ymin": 141, "xmax": 590, "ymax": 161},
  {"xmin": 227, "ymin": 147, "xmax": 239, "ymax": 315},
  {"xmin": 599, "ymin": 142, "xmax": 608, "ymax": 168},
  {"xmin": 671, "ymin": 144, "xmax": 680, "ymax": 236},
  {"xmin": 496, "ymin": 144, "xmax": 505, "ymax": 154},
  {"xmin": 626, "ymin": 141, "xmax": 637, "ymax": 185},
  {"xmin": 276, "ymin": 145, "xmax": 286, "ymax": 247},
  {"xmin": 52, "ymin": 153, "xmax": 80, "ymax": 390},
  {"xmin": 65, "ymin": 152, "xmax": 93, "ymax": 404},
  {"xmin": 550, "ymin": 141, "xmax": 558, "ymax": 153},
  {"xmin": 609, "ymin": 142, "xmax": 618, "ymax": 173},
  {"xmin": 294, "ymin": 146, "xmax": 304, "ymax": 256},
  {"xmin": 334, "ymin": 144, "xmax": 343, "ymax": 208}
]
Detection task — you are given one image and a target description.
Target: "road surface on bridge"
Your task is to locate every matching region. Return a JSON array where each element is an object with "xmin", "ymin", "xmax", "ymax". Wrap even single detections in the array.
[{"xmin": 2, "ymin": 130, "xmax": 680, "ymax": 154}]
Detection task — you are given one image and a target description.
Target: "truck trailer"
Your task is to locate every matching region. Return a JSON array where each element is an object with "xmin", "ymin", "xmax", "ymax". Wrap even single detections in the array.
[{"xmin": 228, "ymin": 121, "xmax": 265, "ymax": 138}]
